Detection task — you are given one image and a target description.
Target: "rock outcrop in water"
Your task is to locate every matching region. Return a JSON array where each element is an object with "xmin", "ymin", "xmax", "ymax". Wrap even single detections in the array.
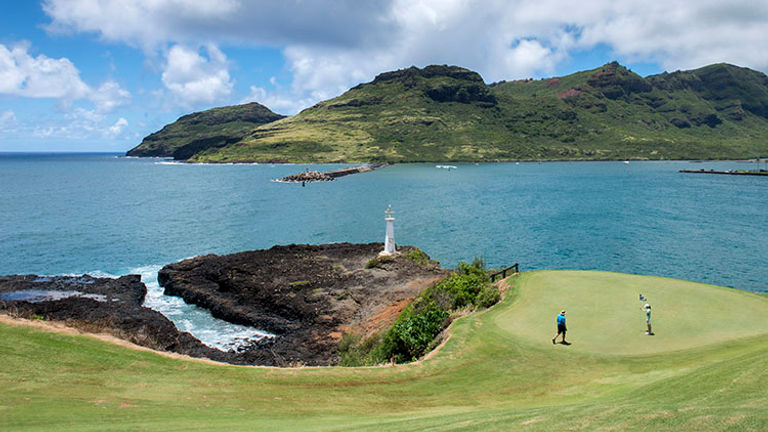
[
  {"xmin": 158, "ymin": 243, "xmax": 447, "ymax": 366},
  {"xmin": 0, "ymin": 274, "xmax": 216, "ymax": 356},
  {"xmin": 0, "ymin": 274, "xmax": 276, "ymax": 365}
]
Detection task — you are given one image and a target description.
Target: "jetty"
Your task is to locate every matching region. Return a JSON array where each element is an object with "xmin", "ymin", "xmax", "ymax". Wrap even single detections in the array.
[
  {"xmin": 679, "ymin": 169, "xmax": 768, "ymax": 177},
  {"xmin": 279, "ymin": 163, "xmax": 388, "ymax": 183}
]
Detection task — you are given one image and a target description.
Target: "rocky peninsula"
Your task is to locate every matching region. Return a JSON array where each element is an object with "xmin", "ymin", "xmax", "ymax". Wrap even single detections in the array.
[
  {"xmin": 158, "ymin": 243, "xmax": 446, "ymax": 366},
  {"xmin": 1, "ymin": 243, "xmax": 446, "ymax": 366}
]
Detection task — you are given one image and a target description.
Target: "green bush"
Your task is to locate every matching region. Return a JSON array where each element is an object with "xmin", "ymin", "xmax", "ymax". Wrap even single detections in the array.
[
  {"xmin": 424, "ymin": 259, "xmax": 491, "ymax": 310},
  {"xmin": 402, "ymin": 248, "xmax": 431, "ymax": 266},
  {"xmin": 381, "ymin": 305, "xmax": 449, "ymax": 363},
  {"xmin": 365, "ymin": 255, "xmax": 396, "ymax": 269},
  {"xmin": 339, "ymin": 333, "xmax": 388, "ymax": 366},
  {"xmin": 339, "ymin": 257, "xmax": 494, "ymax": 365},
  {"xmin": 475, "ymin": 285, "xmax": 500, "ymax": 308}
]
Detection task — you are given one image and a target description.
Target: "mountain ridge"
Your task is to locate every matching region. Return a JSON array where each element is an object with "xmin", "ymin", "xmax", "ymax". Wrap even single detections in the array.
[{"xmin": 127, "ymin": 62, "xmax": 768, "ymax": 162}]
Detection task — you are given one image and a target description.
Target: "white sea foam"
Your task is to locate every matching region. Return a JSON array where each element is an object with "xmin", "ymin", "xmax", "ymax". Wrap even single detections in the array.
[
  {"xmin": 90, "ymin": 265, "xmax": 273, "ymax": 351},
  {"xmin": 153, "ymin": 161, "xmax": 186, "ymax": 166}
]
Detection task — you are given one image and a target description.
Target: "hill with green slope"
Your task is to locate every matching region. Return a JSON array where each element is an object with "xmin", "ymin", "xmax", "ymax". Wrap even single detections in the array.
[
  {"xmin": 2, "ymin": 271, "xmax": 767, "ymax": 431},
  {"xmin": 131, "ymin": 62, "xmax": 768, "ymax": 163},
  {"xmin": 126, "ymin": 102, "xmax": 285, "ymax": 159},
  {"xmin": 192, "ymin": 65, "xmax": 510, "ymax": 163}
]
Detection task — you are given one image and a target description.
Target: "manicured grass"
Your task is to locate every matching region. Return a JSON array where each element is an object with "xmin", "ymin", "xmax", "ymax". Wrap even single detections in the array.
[
  {"xmin": 501, "ymin": 271, "xmax": 768, "ymax": 355},
  {"xmin": 2, "ymin": 271, "xmax": 767, "ymax": 431}
]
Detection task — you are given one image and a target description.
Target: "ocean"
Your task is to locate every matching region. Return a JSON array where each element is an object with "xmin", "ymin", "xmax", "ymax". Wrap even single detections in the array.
[{"xmin": 1, "ymin": 153, "xmax": 766, "ymax": 346}]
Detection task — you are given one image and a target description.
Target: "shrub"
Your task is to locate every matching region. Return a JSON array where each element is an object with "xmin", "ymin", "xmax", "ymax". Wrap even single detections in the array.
[
  {"xmin": 364, "ymin": 255, "xmax": 396, "ymax": 269},
  {"xmin": 339, "ymin": 257, "xmax": 493, "ymax": 365},
  {"xmin": 402, "ymin": 248, "xmax": 431, "ymax": 266},
  {"xmin": 475, "ymin": 285, "xmax": 500, "ymax": 308},
  {"xmin": 381, "ymin": 305, "xmax": 449, "ymax": 363},
  {"xmin": 338, "ymin": 333, "xmax": 388, "ymax": 366},
  {"xmin": 338, "ymin": 332, "xmax": 360, "ymax": 352},
  {"xmin": 423, "ymin": 259, "xmax": 490, "ymax": 310}
]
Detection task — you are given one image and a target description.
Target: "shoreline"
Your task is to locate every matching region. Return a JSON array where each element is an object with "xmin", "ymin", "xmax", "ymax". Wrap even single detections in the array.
[
  {"xmin": 4, "ymin": 152, "xmax": 761, "ymax": 166},
  {"xmin": 168, "ymin": 157, "xmax": 762, "ymax": 165},
  {"xmin": 0, "ymin": 243, "xmax": 448, "ymax": 367}
]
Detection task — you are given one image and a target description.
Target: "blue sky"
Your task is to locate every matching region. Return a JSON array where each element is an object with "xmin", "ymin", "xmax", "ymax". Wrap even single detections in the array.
[{"xmin": 2, "ymin": 0, "xmax": 767, "ymax": 152}]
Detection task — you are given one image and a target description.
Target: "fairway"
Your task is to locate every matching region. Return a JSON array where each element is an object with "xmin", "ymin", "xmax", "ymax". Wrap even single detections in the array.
[{"xmin": 1, "ymin": 271, "xmax": 767, "ymax": 431}]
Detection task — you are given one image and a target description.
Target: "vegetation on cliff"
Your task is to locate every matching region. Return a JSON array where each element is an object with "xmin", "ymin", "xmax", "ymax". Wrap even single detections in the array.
[
  {"xmin": 131, "ymin": 62, "xmax": 768, "ymax": 163},
  {"xmin": 340, "ymin": 258, "xmax": 498, "ymax": 365}
]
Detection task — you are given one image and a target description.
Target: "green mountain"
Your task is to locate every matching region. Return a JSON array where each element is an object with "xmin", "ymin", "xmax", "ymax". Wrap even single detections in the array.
[
  {"xmin": 126, "ymin": 102, "xmax": 285, "ymax": 159},
  {"xmin": 131, "ymin": 63, "xmax": 768, "ymax": 162}
]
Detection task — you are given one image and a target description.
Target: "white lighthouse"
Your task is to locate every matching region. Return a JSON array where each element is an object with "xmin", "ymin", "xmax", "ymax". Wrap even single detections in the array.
[{"xmin": 382, "ymin": 205, "xmax": 396, "ymax": 255}]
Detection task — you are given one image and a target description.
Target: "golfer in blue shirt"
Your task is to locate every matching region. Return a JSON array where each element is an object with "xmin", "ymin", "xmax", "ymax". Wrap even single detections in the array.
[{"xmin": 552, "ymin": 310, "xmax": 569, "ymax": 345}]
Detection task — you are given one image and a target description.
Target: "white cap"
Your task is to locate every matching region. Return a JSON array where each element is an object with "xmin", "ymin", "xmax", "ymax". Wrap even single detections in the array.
[{"xmin": 644, "ymin": 304, "xmax": 650, "ymax": 308}]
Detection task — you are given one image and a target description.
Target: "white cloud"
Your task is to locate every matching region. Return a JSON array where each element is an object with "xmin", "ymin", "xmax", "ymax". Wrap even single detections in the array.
[
  {"xmin": 0, "ymin": 42, "xmax": 90, "ymax": 99},
  {"xmin": 161, "ymin": 44, "xmax": 233, "ymax": 109},
  {"xmin": 108, "ymin": 117, "xmax": 129, "ymax": 136},
  {"xmin": 43, "ymin": 0, "xmax": 768, "ymax": 115},
  {"xmin": 42, "ymin": 0, "xmax": 391, "ymax": 51},
  {"xmin": 30, "ymin": 108, "xmax": 131, "ymax": 140},
  {"xmin": 91, "ymin": 80, "xmax": 132, "ymax": 112},
  {"xmin": 241, "ymin": 85, "xmax": 316, "ymax": 115},
  {"xmin": 0, "ymin": 42, "xmax": 131, "ymax": 112},
  {"xmin": 0, "ymin": 110, "xmax": 17, "ymax": 132}
]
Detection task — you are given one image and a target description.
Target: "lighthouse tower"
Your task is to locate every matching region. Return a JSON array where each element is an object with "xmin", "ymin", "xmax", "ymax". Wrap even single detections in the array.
[{"xmin": 382, "ymin": 205, "xmax": 396, "ymax": 255}]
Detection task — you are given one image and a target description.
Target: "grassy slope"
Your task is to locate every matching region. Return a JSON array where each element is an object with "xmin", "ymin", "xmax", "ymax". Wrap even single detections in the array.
[
  {"xmin": 491, "ymin": 63, "xmax": 768, "ymax": 160},
  {"xmin": 191, "ymin": 63, "xmax": 768, "ymax": 163},
  {"xmin": 2, "ymin": 271, "xmax": 767, "ymax": 431},
  {"xmin": 191, "ymin": 66, "xmax": 512, "ymax": 163}
]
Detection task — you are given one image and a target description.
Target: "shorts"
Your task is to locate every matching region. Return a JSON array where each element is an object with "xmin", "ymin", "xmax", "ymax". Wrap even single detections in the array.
[{"xmin": 557, "ymin": 324, "xmax": 566, "ymax": 333}]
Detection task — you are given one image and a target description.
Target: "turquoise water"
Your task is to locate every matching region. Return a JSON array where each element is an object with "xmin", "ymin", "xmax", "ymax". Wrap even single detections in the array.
[{"xmin": 1, "ymin": 154, "xmax": 766, "ymax": 343}]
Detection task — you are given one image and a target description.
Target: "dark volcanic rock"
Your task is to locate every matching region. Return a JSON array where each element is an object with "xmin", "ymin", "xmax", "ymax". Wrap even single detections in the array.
[
  {"xmin": 1, "ymin": 243, "xmax": 447, "ymax": 367},
  {"xmin": 0, "ymin": 274, "xmax": 267, "ymax": 365},
  {"xmin": 279, "ymin": 170, "xmax": 335, "ymax": 183},
  {"xmin": 158, "ymin": 243, "xmax": 447, "ymax": 366},
  {"xmin": 0, "ymin": 275, "xmax": 210, "ymax": 355}
]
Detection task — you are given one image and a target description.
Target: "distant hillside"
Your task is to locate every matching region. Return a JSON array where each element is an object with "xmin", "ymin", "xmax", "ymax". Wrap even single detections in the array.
[
  {"xmin": 132, "ymin": 63, "xmax": 768, "ymax": 163},
  {"xmin": 190, "ymin": 65, "xmax": 506, "ymax": 163},
  {"xmin": 126, "ymin": 102, "xmax": 285, "ymax": 159}
]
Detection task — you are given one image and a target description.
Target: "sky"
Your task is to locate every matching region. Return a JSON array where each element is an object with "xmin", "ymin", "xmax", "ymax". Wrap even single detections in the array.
[{"xmin": 1, "ymin": 1, "xmax": 768, "ymax": 152}]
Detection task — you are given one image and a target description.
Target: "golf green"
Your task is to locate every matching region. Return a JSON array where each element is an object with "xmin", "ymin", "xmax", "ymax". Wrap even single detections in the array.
[
  {"xmin": 1, "ymin": 270, "xmax": 767, "ymax": 431},
  {"xmin": 499, "ymin": 271, "xmax": 768, "ymax": 355}
]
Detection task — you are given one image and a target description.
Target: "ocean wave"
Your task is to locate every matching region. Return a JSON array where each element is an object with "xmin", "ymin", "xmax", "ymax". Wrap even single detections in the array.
[{"xmin": 85, "ymin": 265, "xmax": 273, "ymax": 351}]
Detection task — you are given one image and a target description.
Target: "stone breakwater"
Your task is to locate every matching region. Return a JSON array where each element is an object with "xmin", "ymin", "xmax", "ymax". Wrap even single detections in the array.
[{"xmin": 278, "ymin": 163, "xmax": 388, "ymax": 183}]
